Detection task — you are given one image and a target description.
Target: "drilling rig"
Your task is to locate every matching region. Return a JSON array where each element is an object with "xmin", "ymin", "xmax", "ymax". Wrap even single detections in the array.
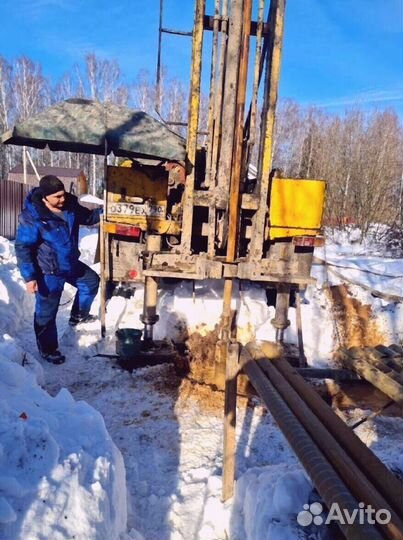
[{"xmin": 100, "ymin": 0, "xmax": 325, "ymax": 352}]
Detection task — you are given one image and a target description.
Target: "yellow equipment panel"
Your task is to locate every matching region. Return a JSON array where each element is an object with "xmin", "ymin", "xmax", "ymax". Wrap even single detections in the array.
[
  {"xmin": 268, "ymin": 178, "xmax": 326, "ymax": 240},
  {"xmin": 106, "ymin": 165, "xmax": 180, "ymax": 233},
  {"xmin": 107, "ymin": 165, "xmax": 167, "ymax": 206}
]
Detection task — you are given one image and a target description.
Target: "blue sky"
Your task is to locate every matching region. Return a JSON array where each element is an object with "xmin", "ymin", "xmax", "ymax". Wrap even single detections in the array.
[{"xmin": 0, "ymin": 0, "xmax": 402, "ymax": 115}]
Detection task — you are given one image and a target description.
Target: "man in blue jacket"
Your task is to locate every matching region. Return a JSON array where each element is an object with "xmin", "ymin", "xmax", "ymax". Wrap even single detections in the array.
[{"xmin": 15, "ymin": 175, "xmax": 102, "ymax": 365}]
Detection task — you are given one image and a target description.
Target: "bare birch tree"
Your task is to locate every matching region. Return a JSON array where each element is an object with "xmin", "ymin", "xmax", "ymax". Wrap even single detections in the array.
[{"xmin": 0, "ymin": 57, "xmax": 13, "ymax": 179}]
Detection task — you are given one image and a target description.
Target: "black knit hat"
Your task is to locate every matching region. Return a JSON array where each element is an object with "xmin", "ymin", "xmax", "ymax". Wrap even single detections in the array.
[{"xmin": 39, "ymin": 175, "xmax": 65, "ymax": 198}]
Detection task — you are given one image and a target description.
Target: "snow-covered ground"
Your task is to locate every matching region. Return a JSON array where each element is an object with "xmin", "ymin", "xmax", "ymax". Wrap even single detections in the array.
[{"xmin": 1, "ymin": 227, "xmax": 403, "ymax": 540}]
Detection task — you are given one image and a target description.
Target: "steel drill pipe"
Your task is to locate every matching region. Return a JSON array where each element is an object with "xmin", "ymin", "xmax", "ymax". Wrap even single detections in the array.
[
  {"xmin": 221, "ymin": 0, "xmax": 253, "ymax": 337},
  {"xmin": 296, "ymin": 368, "xmax": 360, "ymax": 381},
  {"xmin": 207, "ymin": 0, "xmax": 228, "ymax": 256},
  {"xmin": 240, "ymin": 346, "xmax": 384, "ymax": 540},
  {"xmin": 249, "ymin": 0, "xmax": 286, "ymax": 260},
  {"xmin": 215, "ymin": 0, "xmax": 244, "ymax": 206},
  {"xmin": 141, "ymin": 235, "xmax": 161, "ymax": 342},
  {"xmin": 255, "ymin": 354, "xmax": 403, "ymax": 540},
  {"xmin": 226, "ymin": 0, "xmax": 252, "ymax": 261},
  {"xmin": 271, "ymin": 353, "xmax": 403, "ymax": 520},
  {"xmin": 204, "ymin": 0, "xmax": 220, "ymax": 188}
]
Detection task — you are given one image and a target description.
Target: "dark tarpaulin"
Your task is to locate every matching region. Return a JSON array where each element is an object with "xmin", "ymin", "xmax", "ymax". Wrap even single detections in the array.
[{"xmin": 1, "ymin": 98, "xmax": 186, "ymax": 162}]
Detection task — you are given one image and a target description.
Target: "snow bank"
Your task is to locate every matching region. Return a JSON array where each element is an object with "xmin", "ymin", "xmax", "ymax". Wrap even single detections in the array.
[
  {"xmin": 231, "ymin": 465, "xmax": 312, "ymax": 540},
  {"xmin": 314, "ymin": 246, "xmax": 403, "ymax": 299},
  {"xmin": 121, "ymin": 280, "xmax": 275, "ymax": 345},
  {"xmin": 0, "ymin": 237, "xmax": 44, "ymax": 382},
  {"xmin": 324, "ymin": 225, "xmax": 398, "ymax": 257},
  {"xmin": 0, "ymin": 335, "xmax": 44, "ymax": 385},
  {"xmin": 0, "ymin": 357, "xmax": 127, "ymax": 540},
  {"xmin": 0, "ymin": 238, "xmax": 35, "ymax": 337},
  {"xmin": 78, "ymin": 227, "xmax": 100, "ymax": 267}
]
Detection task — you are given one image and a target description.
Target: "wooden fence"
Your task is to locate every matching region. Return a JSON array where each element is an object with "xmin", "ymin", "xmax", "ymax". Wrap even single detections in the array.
[{"xmin": 0, "ymin": 181, "xmax": 35, "ymax": 240}]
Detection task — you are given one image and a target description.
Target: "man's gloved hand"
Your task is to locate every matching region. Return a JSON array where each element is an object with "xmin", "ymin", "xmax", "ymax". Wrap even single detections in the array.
[{"xmin": 26, "ymin": 280, "xmax": 38, "ymax": 294}]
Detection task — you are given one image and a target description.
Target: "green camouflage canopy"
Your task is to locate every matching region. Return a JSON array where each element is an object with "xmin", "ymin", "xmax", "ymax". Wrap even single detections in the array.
[{"xmin": 1, "ymin": 98, "xmax": 186, "ymax": 161}]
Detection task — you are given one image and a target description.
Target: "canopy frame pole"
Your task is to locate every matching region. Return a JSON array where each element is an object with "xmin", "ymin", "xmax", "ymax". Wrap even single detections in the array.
[
  {"xmin": 22, "ymin": 146, "xmax": 27, "ymax": 184},
  {"xmin": 25, "ymin": 150, "xmax": 40, "ymax": 182}
]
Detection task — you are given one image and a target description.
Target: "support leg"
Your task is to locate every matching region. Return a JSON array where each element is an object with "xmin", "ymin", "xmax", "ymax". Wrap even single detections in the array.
[
  {"xmin": 271, "ymin": 284, "xmax": 290, "ymax": 343},
  {"xmin": 140, "ymin": 235, "xmax": 162, "ymax": 346}
]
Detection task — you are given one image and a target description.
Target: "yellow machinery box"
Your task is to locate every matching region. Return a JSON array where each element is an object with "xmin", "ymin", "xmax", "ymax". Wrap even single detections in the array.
[
  {"xmin": 105, "ymin": 165, "xmax": 181, "ymax": 235},
  {"xmin": 268, "ymin": 178, "xmax": 326, "ymax": 240}
]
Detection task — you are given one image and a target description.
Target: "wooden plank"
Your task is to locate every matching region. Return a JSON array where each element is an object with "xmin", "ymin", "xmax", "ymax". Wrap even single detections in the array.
[
  {"xmin": 339, "ymin": 349, "xmax": 403, "ymax": 406},
  {"xmin": 222, "ymin": 342, "xmax": 239, "ymax": 501},
  {"xmin": 387, "ymin": 345, "xmax": 403, "ymax": 371},
  {"xmin": 192, "ymin": 190, "xmax": 259, "ymax": 210},
  {"xmin": 388, "ymin": 344, "xmax": 403, "ymax": 357},
  {"xmin": 143, "ymin": 269, "xmax": 203, "ymax": 280},
  {"xmin": 392, "ymin": 357, "xmax": 403, "ymax": 372},
  {"xmin": 360, "ymin": 348, "xmax": 403, "ymax": 382},
  {"xmin": 203, "ymin": 15, "xmax": 270, "ymax": 37},
  {"xmin": 373, "ymin": 346, "xmax": 403, "ymax": 373},
  {"xmin": 241, "ymin": 193, "xmax": 259, "ymax": 210},
  {"xmin": 383, "ymin": 357, "xmax": 403, "ymax": 374},
  {"xmin": 375, "ymin": 344, "xmax": 401, "ymax": 358},
  {"xmin": 348, "ymin": 347, "xmax": 383, "ymax": 362}
]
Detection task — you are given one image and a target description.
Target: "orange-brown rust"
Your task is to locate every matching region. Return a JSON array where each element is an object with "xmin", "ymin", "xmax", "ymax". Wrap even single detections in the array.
[{"xmin": 327, "ymin": 284, "xmax": 385, "ymax": 348}]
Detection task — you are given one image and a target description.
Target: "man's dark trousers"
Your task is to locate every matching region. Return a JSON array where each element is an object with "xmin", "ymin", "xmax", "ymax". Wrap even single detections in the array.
[{"xmin": 34, "ymin": 262, "xmax": 100, "ymax": 354}]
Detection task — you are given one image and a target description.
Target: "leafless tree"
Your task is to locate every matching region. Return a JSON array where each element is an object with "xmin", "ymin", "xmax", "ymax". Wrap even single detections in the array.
[
  {"xmin": 0, "ymin": 57, "xmax": 13, "ymax": 178},
  {"xmin": 13, "ymin": 57, "xmax": 48, "ymax": 122},
  {"xmin": 84, "ymin": 54, "xmax": 128, "ymax": 105},
  {"xmin": 0, "ymin": 51, "xmax": 402, "ymax": 243},
  {"xmin": 131, "ymin": 69, "xmax": 155, "ymax": 113},
  {"xmin": 85, "ymin": 54, "xmax": 132, "ymax": 192}
]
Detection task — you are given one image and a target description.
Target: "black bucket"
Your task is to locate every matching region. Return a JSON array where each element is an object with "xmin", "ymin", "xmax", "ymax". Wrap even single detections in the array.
[{"xmin": 115, "ymin": 328, "xmax": 142, "ymax": 359}]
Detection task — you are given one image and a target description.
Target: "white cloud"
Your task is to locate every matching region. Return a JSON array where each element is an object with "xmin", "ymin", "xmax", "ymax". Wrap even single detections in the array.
[
  {"xmin": 11, "ymin": 0, "xmax": 75, "ymax": 19},
  {"xmin": 313, "ymin": 89, "xmax": 403, "ymax": 108}
]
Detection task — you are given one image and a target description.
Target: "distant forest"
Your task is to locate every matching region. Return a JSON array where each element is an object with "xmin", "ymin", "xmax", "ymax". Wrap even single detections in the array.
[{"xmin": 0, "ymin": 54, "xmax": 402, "ymax": 240}]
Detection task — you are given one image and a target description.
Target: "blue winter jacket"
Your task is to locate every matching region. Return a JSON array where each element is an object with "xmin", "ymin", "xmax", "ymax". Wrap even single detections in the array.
[{"xmin": 15, "ymin": 188, "xmax": 102, "ymax": 282}]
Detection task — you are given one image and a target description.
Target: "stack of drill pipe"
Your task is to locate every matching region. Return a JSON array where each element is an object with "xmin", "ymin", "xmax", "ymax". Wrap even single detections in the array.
[
  {"xmin": 241, "ymin": 343, "xmax": 403, "ymax": 540},
  {"xmin": 361, "ymin": 348, "xmax": 403, "ymax": 380},
  {"xmin": 373, "ymin": 345, "xmax": 403, "ymax": 374},
  {"xmin": 295, "ymin": 367, "xmax": 360, "ymax": 381},
  {"xmin": 388, "ymin": 345, "xmax": 403, "ymax": 371},
  {"xmin": 269, "ymin": 353, "xmax": 403, "ymax": 518},
  {"xmin": 337, "ymin": 348, "xmax": 403, "ymax": 406},
  {"xmin": 360, "ymin": 347, "xmax": 403, "ymax": 382},
  {"xmin": 388, "ymin": 344, "xmax": 403, "ymax": 357},
  {"xmin": 360, "ymin": 350, "xmax": 403, "ymax": 384}
]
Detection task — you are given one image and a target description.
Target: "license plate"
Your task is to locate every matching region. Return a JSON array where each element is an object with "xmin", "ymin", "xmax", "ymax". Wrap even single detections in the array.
[{"xmin": 107, "ymin": 202, "xmax": 166, "ymax": 218}]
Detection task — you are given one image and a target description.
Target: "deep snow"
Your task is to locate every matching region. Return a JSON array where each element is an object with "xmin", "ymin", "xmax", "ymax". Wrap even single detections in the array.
[{"xmin": 1, "ymin": 227, "xmax": 403, "ymax": 540}]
